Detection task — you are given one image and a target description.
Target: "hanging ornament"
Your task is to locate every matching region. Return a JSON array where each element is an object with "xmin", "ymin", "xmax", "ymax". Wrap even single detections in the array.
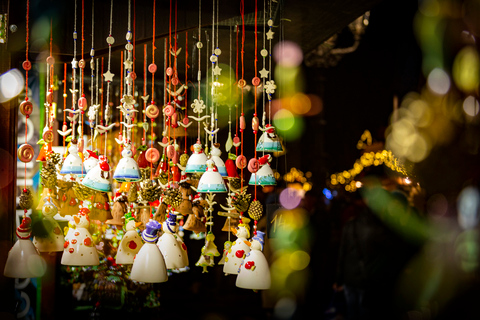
[
  {"xmin": 201, "ymin": 231, "xmax": 220, "ymax": 258},
  {"xmin": 248, "ymin": 154, "xmax": 276, "ymax": 186},
  {"xmin": 196, "ymin": 159, "xmax": 227, "ymax": 193},
  {"xmin": 236, "ymin": 230, "xmax": 271, "ymax": 290},
  {"xmin": 82, "ymin": 155, "xmax": 112, "ymax": 192},
  {"xmin": 113, "ymin": 144, "xmax": 142, "ymax": 182},
  {"xmin": 61, "ymin": 207, "xmax": 99, "ymax": 266},
  {"xmin": 60, "ymin": 140, "xmax": 85, "ymax": 176},
  {"xmin": 210, "ymin": 143, "xmax": 227, "ymax": 177},
  {"xmin": 4, "ymin": 216, "xmax": 46, "ymax": 278},
  {"xmin": 185, "ymin": 139, "xmax": 208, "ymax": 173},
  {"xmin": 223, "ymin": 223, "xmax": 251, "ymax": 275},
  {"xmin": 130, "ymin": 219, "xmax": 168, "ymax": 283},
  {"xmin": 32, "ymin": 197, "xmax": 64, "ymax": 252},
  {"xmin": 88, "ymin": 191, "xmax": 112, "ymax": 222},
  {"xmin": 106, "ymin": 193, "xmax": 128, "ymax": 226},
  {"xmin": 218, "ymin": 241, "xmax": 232, "ymax": 265},
  {"xmin": 83, "ymin": 150, "xmax": 99, "ymax": 173},
  {"xmin": 157, "ymin": 213, "xmax": 188, "ymax": 273},
  {"xmin": 183, "ymin": 194, "xmax": 207, "ymax": 234},
  {"xmin": 116, "ymin": 212, "xmax": 143, "ymax": 265}
]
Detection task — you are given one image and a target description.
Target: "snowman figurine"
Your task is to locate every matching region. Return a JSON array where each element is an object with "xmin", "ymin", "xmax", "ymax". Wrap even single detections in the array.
[
  {"xmin": 223, "ymin": 223, "xmax": 251, "ymax": 275},
  {"xmin": 116, "ymin": 212, "xmax": 144, "ymax": 265},
  {"xmin": 157, "ymin": 213, "xmax": 186, "ymax": 273},
  {"xmin": 236, "ymin": 230, "xmax": 271, "ymax": 290},
  {"xmin": 61, "ymin": 207, "xmax": 99, "ymax": 266},
  {"xmin": 130, "ymin": 219, "xmax": 168, "ymax": 283},
  {"xmin": 33, "ymin": 198, "xmax": 64, "ymax": 252}
]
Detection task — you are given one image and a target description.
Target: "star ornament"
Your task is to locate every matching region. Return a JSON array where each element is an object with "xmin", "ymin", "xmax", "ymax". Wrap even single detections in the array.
[
  {"xmin": 259, "ymin": 68, "xmax": 269, "ymax": 79},
  {"xmin": 266, "ymin": 29, "xmax": 275, "ymax": 40},
  {"xmin": 103, "ymin": 70, "xmax": 115, "ymax": 82},
  {"xmin": 213, "ymin": 65, "xmax": 222, "ymax": 76},
  {"xmin": 124, "ymin": 59, "xmax": 133, "ymax": 70}
]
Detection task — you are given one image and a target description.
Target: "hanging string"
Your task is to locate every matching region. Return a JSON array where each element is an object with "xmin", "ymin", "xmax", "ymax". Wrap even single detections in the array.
[
  {"xmin": 268, "ymin": 0, "xmax": 273, "ymax": 126},
  {"xmin": 90, "ymin": 0, "xmax": 95, "ymax": 151},
  {"xmin": 240, "ymin": 0, "xmax": 245, "ymax": 194},
  {"xmin": 184, "ymin": 31, "xmax": 188, "ymax": 154},
  {"xmin": 196, "ymin": 0, "xmax": 202, "ymax": 142},
  {"xmin": 80, "ymin": 0, "xmax": 85, "ymax": 148},
  {"xmin": 149, "ymin": 0, "xmax": 156, "ymax": 185},
  {"xmin": 100, "ymin": 57, "xmax": 104, "ymax": 154},
  {"xmin": 103, "ymin": 0, "xmax": 114, "ymax": 154},
  {"xmin": 253, "ymin": 0, "xmax": 259, "ymax": 203},
  {"xmin": 63, "ymin": 63, "xmax": 67, "ymax": 153},
  {"xmin": 72, "ymin": 0, "xmax": 78, "ymax": 141},
  {"xmin": 143, "ymin": 44, "xmax": 147, "ymax": 145},
  {"xmin": 235, "ymin": 25, "xmax": 239, "ymax": 156}
]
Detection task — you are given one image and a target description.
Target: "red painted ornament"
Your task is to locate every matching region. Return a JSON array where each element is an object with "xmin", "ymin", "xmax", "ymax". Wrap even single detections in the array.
[
  {"xmin": 235, "ymin": 249, "xmax": 245, "ymax": 259},
  {"xmin": 84, "ymin": 237, "xmax": 92, "ymax": 247},
  {"xmin": 245, "ymin": 261, "xmax": 255, "ymax": 269},
  {"xmin": 128, "ymin": 241, "xmax": 137, "ymax": 250}
]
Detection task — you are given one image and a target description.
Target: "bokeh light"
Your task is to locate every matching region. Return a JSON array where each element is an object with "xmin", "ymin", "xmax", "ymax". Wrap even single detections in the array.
[
  {"xmin": 0, "ymin": 69, "xmax": 25, "ymax": 103},
  {"xmin": 279, "ymin": 187, "xmax": 303, "ymax": 209},
  {"xmin": 457, "ymin": 186, "xmax": 480, "ymax": 230},
  {"xmin": 462, "ymin": 96, "xmax": 479, "ymax": 117},
  {"xmin": 273, "ymin": 41, "xmax": 303, "ymax": 67},
  {"xmin": 453, "ymin": 46, "xmax": 479, "ymax": 93},
  {"xmin": 273, "ymin": 109, "xmax": 304, "ymax": 140},
  {"xmin": 427, "ymin": 68, "xmax": 450, "ymax": 95}
]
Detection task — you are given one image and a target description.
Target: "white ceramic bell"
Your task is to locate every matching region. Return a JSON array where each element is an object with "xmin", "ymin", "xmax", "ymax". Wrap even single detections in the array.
[
  {"xmin": 60, "ymin": 142, "xmax": 85, "ymax": 176},
  {"xmin": 82, "ymin": 155, "xmax": 112, "ymax": 192},
  {"xmin": 130, "ymin": 220, "xmax": 168, "ymax": 283},
  {"xmin": 249, "ymin": 155, "xmax": 276, "ymax": 186},
  {"xmin": 61, "ymin": 207, "xmax": 99, "ymax": 266},
  {"xmin": 116, "ymin": 212, "xmax": 143, "ymax": 265},
  {"xmin": 223, "ymin": 223, "xmax": 251, "ymax": 275},
  {"xmin": 33, "ymin": 198, "xmax": 65, "ymax": 252},
  {"xmin": 197, "ymin": 159, "xmax": 227, "ymax": 193},
  {"xmin": 185, "ymin": 139, "xmax": 207, "ymax": 173},
  {"xmin": 157, "ymin": 213, "xmax": 186, "ymax": 272},
  {"xmin": 113, "ymin": 146, "xmax": 141, "ymax": 182},
  {"xmin": 210, "ymin": 143, "xmax": 227, "ymax": 177},
  {"xmin": 256, "ymin": 126, "xmax": 283, "ymax": 152},
  {"xmin": 4, "ymin": 217, "xmax": 47, "ymax": 278},
  {"xmin": 83, "ymin": 150, "xmax": 99, "ymax": 173},
  {"xmin": 236, "ymin": 230, "xmax": 271, "ymax": 290}
]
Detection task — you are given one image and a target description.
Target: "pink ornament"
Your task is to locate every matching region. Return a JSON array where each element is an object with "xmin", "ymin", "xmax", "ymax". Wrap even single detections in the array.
[
  {"xmin": 163, "ymin": 104, "xmax": 175, "ymax": 117},
  {"xmin": 236, "ymin": 155, "xmax": 247, "ymax": 169},
  {"xmin": 145, "ymin": 147, "xmax": 160, "ymax": 163},
  {"xmin": 248, "ymin": 158, "xmax": 259, "ymax": 173},
  {"xmin": 78, "ymin": 96, "xmax": 88, "ymax": 111},
  {"xmin": 148, "ymin": 63, "xmax": 157, "ymax": 73},
  {"xmin": 240, "ymin": 116, "xmax": 246, "ymax": 130}
]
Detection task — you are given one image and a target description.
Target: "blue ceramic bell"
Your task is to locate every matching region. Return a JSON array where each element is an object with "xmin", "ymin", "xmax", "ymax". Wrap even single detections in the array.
[
  {"xmin": 113, "ymin": 146, "xmax": 141, "ymax": 182},
  {"xmin": 185, "ymin": 139, "xmax": 207, "ymax": 173},
  {"xmin": 196, "ymin": 159, "xmax": 227, "ymax": 193},
  {"xmin": 82, "ymin": 155, "xmax": 112, "ymax": 192},
  {"xmin": 256, "ymin": 125, "xmax": 283, "ymax": 152},
  {"xmin": 60, "ymin": 142, "xmax": 85, "ymax": 176}
]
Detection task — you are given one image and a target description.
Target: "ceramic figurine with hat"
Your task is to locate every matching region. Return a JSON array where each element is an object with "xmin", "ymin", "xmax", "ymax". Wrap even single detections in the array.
[
  {"xmin": 236, "ymin": 230, "xmax": 271, "ymax": 290},
  {"xmin": 32, "ymin": 197, "xmax": 64, "ymax": 252},
  {"xmin": 130, "ymin": 219, "xmax": 168, "ymax": 283},
  {"xmin": 196, "ymin": 159, "xmax": 227, "ymax": 193},
  {"xmin": 116, "ymin": 212, "xmax": 143, "ymax": 265},
  {"xmin": 113, "ymin": 144, "xmax": 142, "ymax": 182},
  {"xmin": 82, "ymin": 155, "xmax": 112, "ymax": 193},
  {"xmin": 60, "ymin": 140, "xmax": 85, "ymax": 176},
  {"xmin": 248, "ymin": 154, "xmax": 276, "ymax": 186},
  {"xmin": 185, "ymin": 139, "xmax": 207, "ymax": 173},
  {"xmin": 223, "ymin": 222, "xmax": 252, "ymax": 275},
  {"xmin": 157, "ymin": 213, "xmax": 187, "ymax": 273},
  {"xmin": 4, "ymin": 216, "xmax": 46, "ymax": 278},
  {"xmin": 61, "ymin": 207, "xmax": 99, "ymax": 266},
  {"xmin": 83, "ymin": 149, "xmax": 99, "ymax": 173}
]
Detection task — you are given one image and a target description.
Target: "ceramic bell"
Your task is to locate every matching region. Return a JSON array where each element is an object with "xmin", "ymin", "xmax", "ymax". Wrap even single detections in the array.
[
  {"xmin": 130, "ymin": 220, "xmax": 168, "ymax": 283},
  {"xmin": 176, "ymin": 223, "xmax": 189, "ymax": 272},
  {"xmin": 157, "ymin": 213, "xmax": 187, "ymax": 272},
  {"xmin": 116, "ymin": 212, "xmax": 143, "ymax": 265},
  {"xmin": 82, "ymin": 155, "xmax": 111, "ymax": 192},
  {"xmin": 201, "ymin": 232, "xmax": 220, "ymax": 257},
  {"xmin": 256, "ymin": 125, "xmax": 283, "ymax": 152},
  {"xmin": 195, "ymin": 254, "xmax": 214, "ymax": 273},
  {"xmin": 89, "ymin": 191, "xmax": 112, "ymax": 222},
  {"xmin": 236, "ymin": 230, "xmax": 271, "ymax": 290},
  {"xmin": 185, "ymin": 139, "xmax": 207, "ymax": 173},
  {"xmin": 196, "ymin": 159, "xmax": 227, "ymax": 193},
  {"xmin": 176, "ymin": 178, "xmax": 193, "ymax": 216},
  {"xmin": 218, "ymin": 241, "xmax": 232, "ymax": 265},
  {"xmin": 33, "ymin": 198, "xmax": 65, "ymax": 252},
  {"xmin": 249, "ymin": 155, "xmax": 276, "ymax": 186},
  {"xmin": 83, "ymin": 150, "xmax": 99, "ymax": 173},
  {"xmin": 4, "ymin": 216, "xmax": 47, "ymax": 278},
  {"xmin": 223, "ymin": 223, "xmax": 251, "ymax": 275},
  {"xmin": 210, "ymin": 143, "xmax": 228, "ymax": 177},
  {"xmin": 60, "ymin": 141, "xmax": 85, "ymax": 176},
  {"xmin": 106, "ymin": 194, "xmax": 128, "ymax": 225},
  {"xmin": 61, "ymin": 207, "xmax": 99, "ymax": 266},
  {"xmin": 113, "ymin": 146, "xmax": 141, "ymax": 182}
]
